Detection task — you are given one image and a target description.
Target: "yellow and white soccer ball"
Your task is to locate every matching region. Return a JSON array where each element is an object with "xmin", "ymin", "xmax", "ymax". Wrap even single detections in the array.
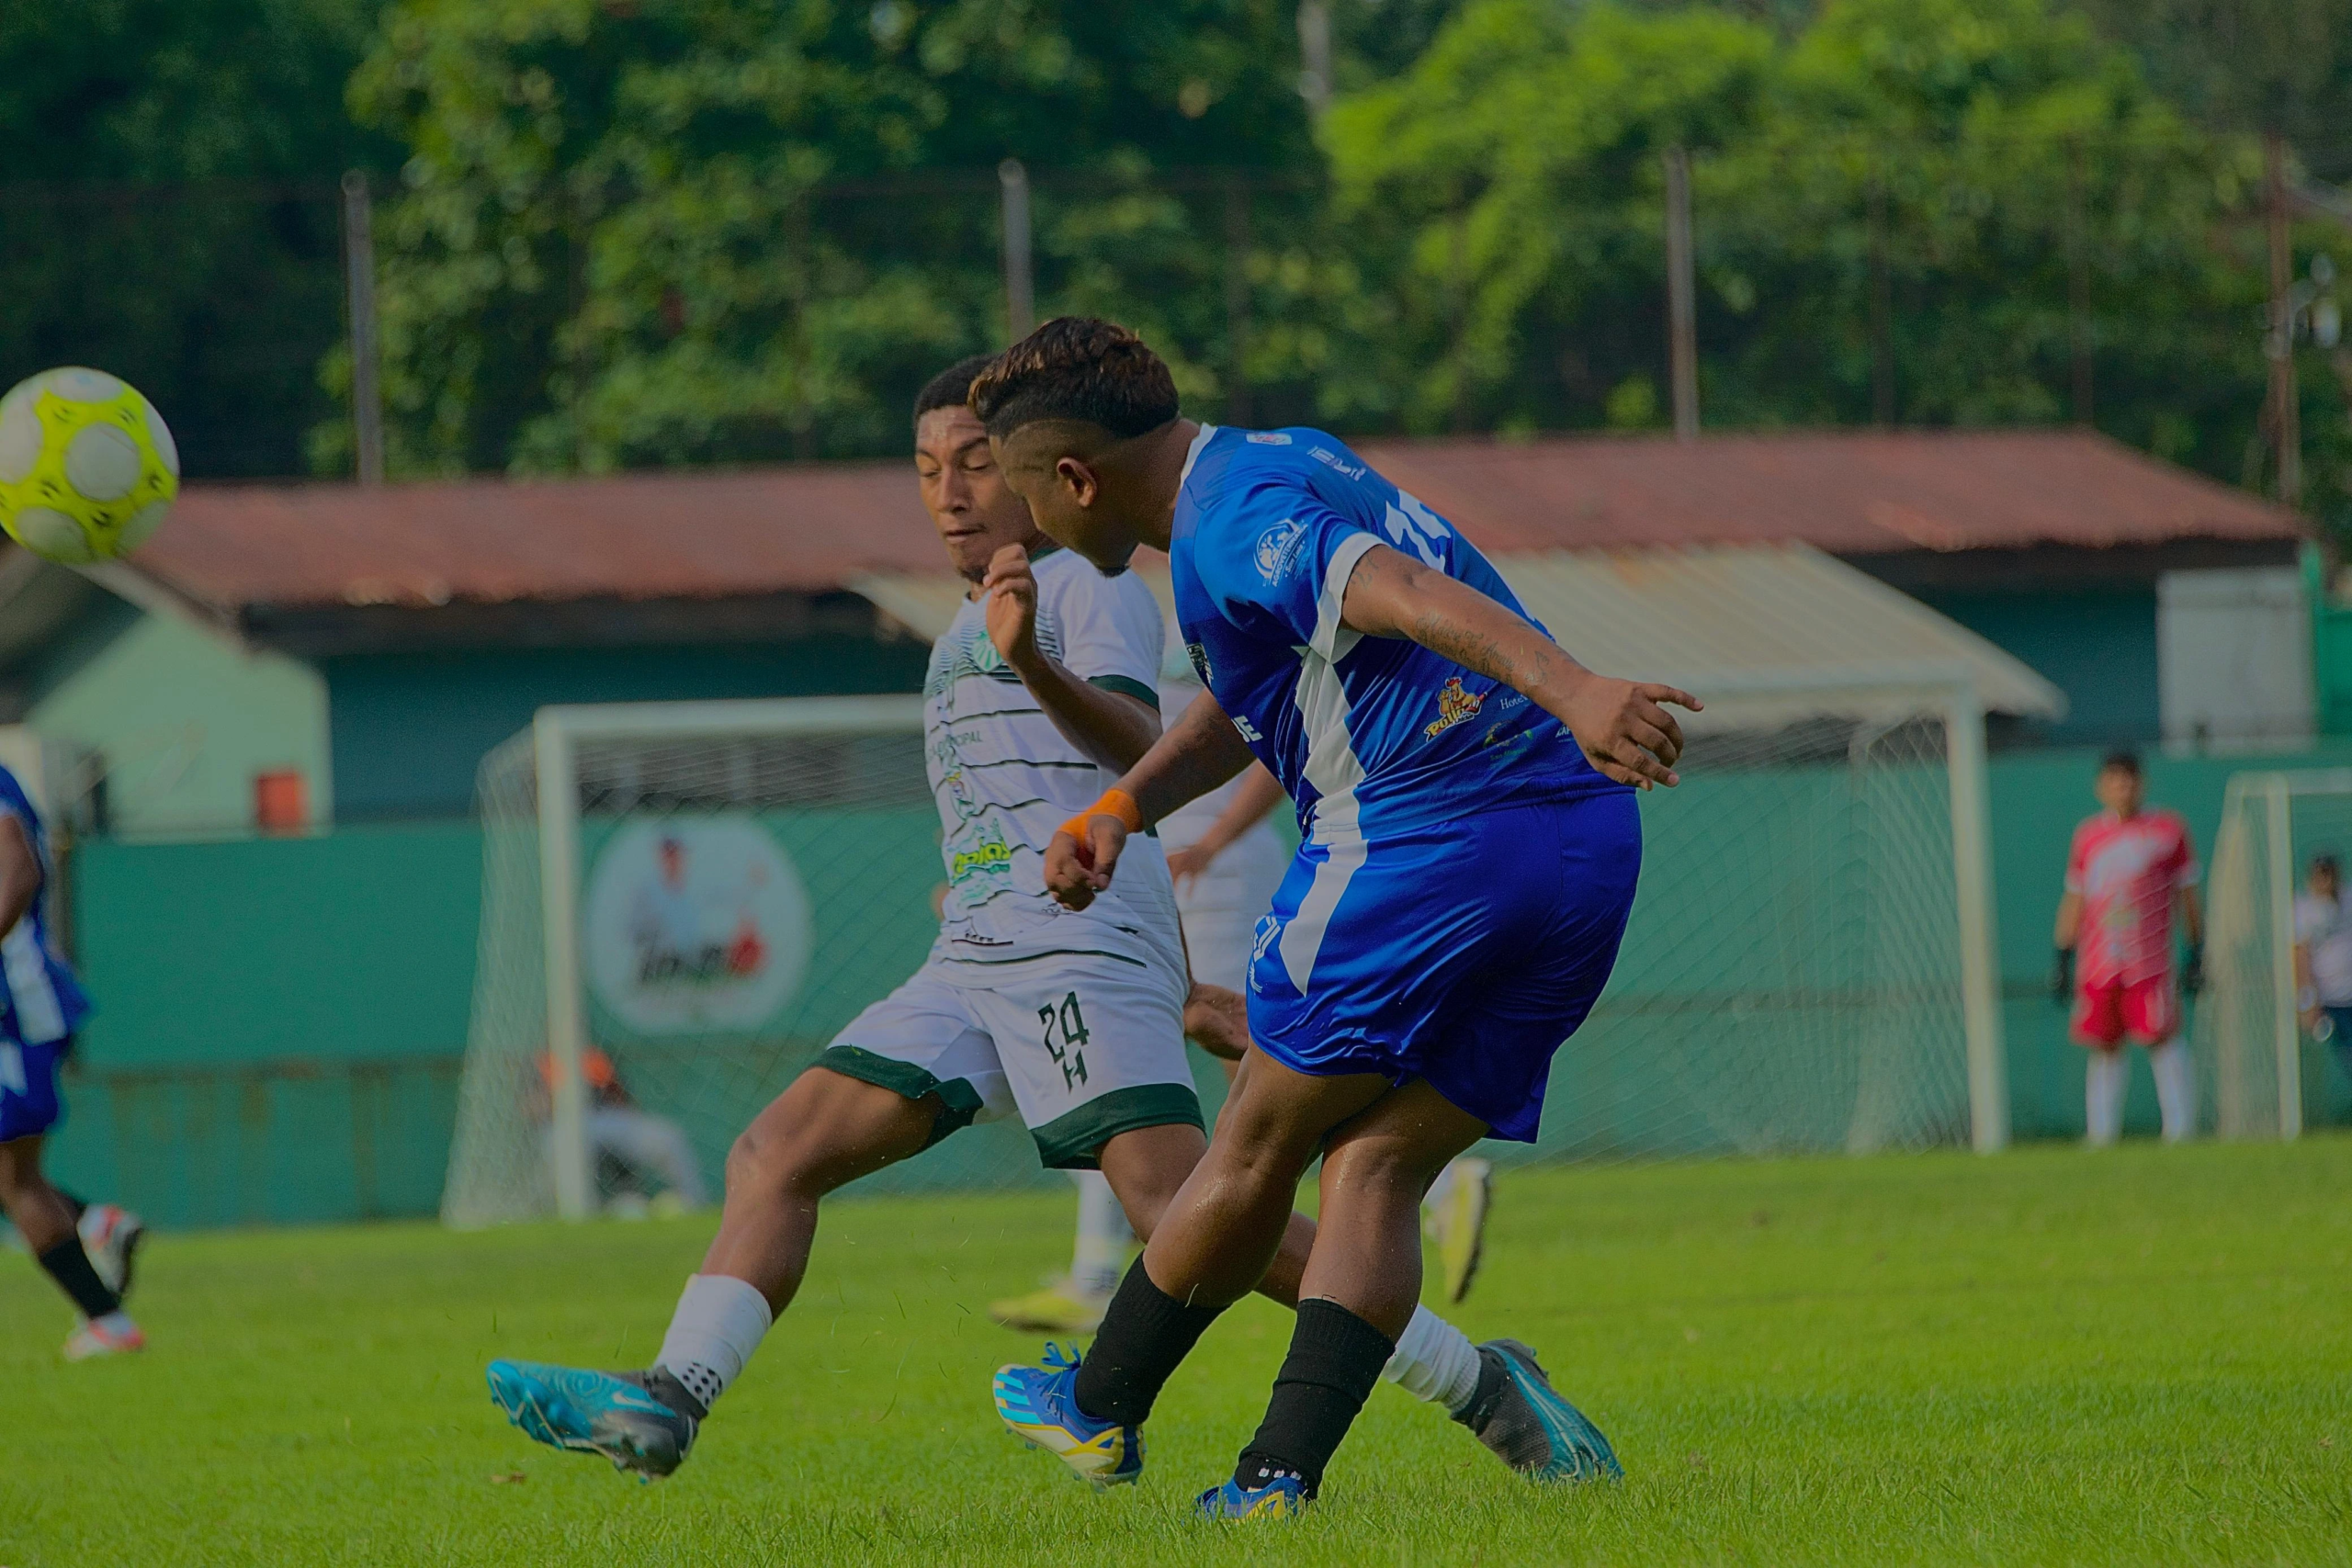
[{"xmin": 0, "ymin": 367, "xmax": 179, "ymax": 564}]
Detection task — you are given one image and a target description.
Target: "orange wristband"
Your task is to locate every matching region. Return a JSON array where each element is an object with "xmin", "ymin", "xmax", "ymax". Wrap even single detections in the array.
[{"xmin": 1057, "ymin": 788, "xmax": 1144, "ymax": 843}]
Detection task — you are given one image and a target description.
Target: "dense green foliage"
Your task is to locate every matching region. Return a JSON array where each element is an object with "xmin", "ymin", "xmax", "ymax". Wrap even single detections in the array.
[
  {"xmin": 6, "ymin": 0, "xmax": 2349, "ymax": 515},
  {"xmin": 3, "ymin": 1140, "xmax": 2347, "ymax": 1563},
  {"xmin": 0, "ymin": 0, "xmax": 391, "ymax": 475}
]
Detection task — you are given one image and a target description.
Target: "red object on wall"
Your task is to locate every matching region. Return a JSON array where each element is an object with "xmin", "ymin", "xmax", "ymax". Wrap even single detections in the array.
[{"xmin": 254, "ymin": 770, "xmax": 307, "ymax": 833}]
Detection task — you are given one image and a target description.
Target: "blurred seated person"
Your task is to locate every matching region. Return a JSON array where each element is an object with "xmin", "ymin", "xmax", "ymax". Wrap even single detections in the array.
[{"xmin": 531, "ymin": 1046, "xmax": 710, "ymax": 1213}]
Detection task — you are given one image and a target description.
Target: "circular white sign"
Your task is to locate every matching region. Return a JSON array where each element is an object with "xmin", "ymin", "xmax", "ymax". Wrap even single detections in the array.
[{"xmin": 583, "ymin": 817, "xmax": 812, "ymax": 1033}]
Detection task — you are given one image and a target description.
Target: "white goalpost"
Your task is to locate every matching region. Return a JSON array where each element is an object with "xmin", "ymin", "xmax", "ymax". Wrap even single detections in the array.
[
  {"xmin": 2193, "ymin": 768, "xmax": 2352, "ymax": 1142},
  {"xmin": 444, "ymin": 672, "xmax": 2008, "ymax": 1228}
]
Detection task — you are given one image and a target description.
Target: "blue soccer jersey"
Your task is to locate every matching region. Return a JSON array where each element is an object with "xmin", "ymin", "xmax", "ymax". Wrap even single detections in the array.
[
  {"xmin": 1167, "ymin": 424, "xmax": 1642, "ymax": 1141},
  {"xmin": 0, "ymin": 764, "xmax": 90, "ymax": 1048},
  {"xmin": 1169, "ymin": 424, "xmax": 1620, "ymax": 838}
]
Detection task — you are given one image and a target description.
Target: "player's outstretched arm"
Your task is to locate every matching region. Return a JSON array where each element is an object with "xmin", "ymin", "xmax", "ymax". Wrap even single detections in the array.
[
  {"xmin": 1044, "ymin": 686, "xmax": 1258, "ymax": 909},
  {"xmin": 1339, "ymin": 542, "xmax": 1700, "ymax": 789},
  {"xmin": 983, "ymin": 543, "xmax": 1161, "ymax": 772}
]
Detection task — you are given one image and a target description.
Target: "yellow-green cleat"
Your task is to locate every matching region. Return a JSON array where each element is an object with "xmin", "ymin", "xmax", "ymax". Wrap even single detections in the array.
[{"xmin": 1427, "ymin": 1156, "xmax": 1493, "ymax": 1303}]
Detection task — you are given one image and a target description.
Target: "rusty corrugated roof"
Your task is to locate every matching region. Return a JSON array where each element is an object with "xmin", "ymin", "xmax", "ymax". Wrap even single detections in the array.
[
  {"xmin": 139, "ymin": 462, "xmax": 939, "ymax": 614},
  {"xmin": 120, "ymin": 429, "xmax": 2300, "ymax": 616},
  {"xmin": 1356, "ymin": 429, "xmax": 2300, "ymax": 555}
]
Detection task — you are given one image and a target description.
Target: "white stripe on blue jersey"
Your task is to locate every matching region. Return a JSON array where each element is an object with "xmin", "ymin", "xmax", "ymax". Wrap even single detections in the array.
[{"xmin": 0, "ymin": 765, "xmax": 89, "ymax": 1046}]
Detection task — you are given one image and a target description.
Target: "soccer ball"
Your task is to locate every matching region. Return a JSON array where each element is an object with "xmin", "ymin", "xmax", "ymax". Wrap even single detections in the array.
[{"xmin": 0, "ymin": 367, "xmax": 179, "ymax": 565}]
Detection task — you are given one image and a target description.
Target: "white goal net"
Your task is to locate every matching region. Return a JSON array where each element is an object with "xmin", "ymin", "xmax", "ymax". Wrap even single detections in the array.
[
  {"xmin": 445, "ymin": 679, "xmax": 2006, "ymax": 1226},
  {"xmin": 2192, "ymin": 770, "xmax": 2349, "ymax": 1141}
]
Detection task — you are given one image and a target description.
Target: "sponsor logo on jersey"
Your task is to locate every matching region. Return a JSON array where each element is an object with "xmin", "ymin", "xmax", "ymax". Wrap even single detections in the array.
[
  {"xmin": 1255, "ymin": 519, "xmax": 1309, "ymax": 583},
  {"xmin": 1245, "ymin": 431, "xmax": 1293, "ymax": 445},
  {"xmin": 1422, "ymin": 676, "xmax": 1485, "ymax": 739},
  {"xmin": 1187, "ymin": 640, "xmax": 1214, "ymax": 686},
  {"xmin": 1309, "ymin": 446, "xmax": 1365, "ymax": 480},
  {"xmin": 949, "ymin": 820, "xmax": 1015, "ymax": 885}
]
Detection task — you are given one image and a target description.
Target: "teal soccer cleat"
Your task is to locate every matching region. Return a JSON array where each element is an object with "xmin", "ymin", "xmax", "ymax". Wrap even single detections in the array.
[
  {"xmin": 486, "ymin": 1359, "xmax": 703, "ymax": 1478},
  {"xmin": 1456, "ymin": 1338, "xmax": 1623, "ymax": 1483},
  {"xmin": 992, "ymin": 1343, "xmax": 1143, "ymax": 1488},
  {"xmin": 1195, "ymin": 1472, "xmax": 1312, "ymax": 1520}
]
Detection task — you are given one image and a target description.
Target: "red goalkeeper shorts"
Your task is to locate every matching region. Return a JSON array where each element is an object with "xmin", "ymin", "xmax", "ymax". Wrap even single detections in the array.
[{"xmin": 2071, "ymin": 975, "xmax": 2178, "ymax": 1048}]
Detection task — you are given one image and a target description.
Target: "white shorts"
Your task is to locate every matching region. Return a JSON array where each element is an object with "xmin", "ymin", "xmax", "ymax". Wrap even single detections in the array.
[
  {"xmin": 1174, "ymin": 829, "xmax": 1288, "ymax": 993},
  {"xmin": 818, "ymin": 953, "xmax": 1201, "ymax": 1169}
]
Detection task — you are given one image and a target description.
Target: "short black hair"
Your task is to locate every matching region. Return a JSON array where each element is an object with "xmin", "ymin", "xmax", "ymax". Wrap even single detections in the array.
[
  {"xmin": 913, "ymin": 354, "xmax": 999, "ymax": 426},
  {"xmin": 2098, "ymin": 750, "xmax": 2143, "ymax": 777},
  {"xmin": 967, "ymin": 317, "xmax": 1180, "ymax": 441},
  {"xmin": 2315, "ymin": 852, "xmax": 2341, "ymax": 876}
]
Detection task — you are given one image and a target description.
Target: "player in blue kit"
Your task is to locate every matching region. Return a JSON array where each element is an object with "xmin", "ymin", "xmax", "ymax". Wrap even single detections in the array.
[
  {"xmin": 0, "ymin": 762, "xmax": 146, "ymax": 1359},
  {"xmin": 971, "ymin": 319, "xmax": 1696, "ymax": 1517}
]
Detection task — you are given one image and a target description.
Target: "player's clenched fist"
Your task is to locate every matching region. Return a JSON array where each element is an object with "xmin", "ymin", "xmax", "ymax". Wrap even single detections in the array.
[
  {"xmin": 1043, "ymin": 818, "xmax": 1128, "ymax": 909},
  {"xmin": 983, "ymin": 542, "xmax": 1042, "ymax": 673},
  {"xmin": 1044, "ymin": 789, "xmax": 1143, "ymax": 909},
  {"xmin": 1558, "ymin": 675, "xmax": 1699, "ymax": 790}
]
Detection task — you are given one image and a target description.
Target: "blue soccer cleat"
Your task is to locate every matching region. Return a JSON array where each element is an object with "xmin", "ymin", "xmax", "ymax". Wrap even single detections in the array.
[
  {"xmin": 1456, "ymin": 1338, "xmax": 1623, "ymax": 1483},
  {"xmin": 485, "ymin": 1359, "xmax": 702, "ymax": 1479},
  {"xmin": 1195, "ymin": 1472, "xmax": 1312, "ymax": 1520},
  {"xmin": 992, "ymin": 1342, "xmax": 1143, "ymax": 1488}
]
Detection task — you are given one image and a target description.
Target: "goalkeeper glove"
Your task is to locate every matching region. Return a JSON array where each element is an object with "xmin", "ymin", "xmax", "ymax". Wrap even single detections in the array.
[
  {"xmin": 2182, "ymin": 942, "xmax": 2204, "ymax": 997},
  {"xmin": 2050, "ymin": 946, "xmax": 2074, "ymax": 1005}
]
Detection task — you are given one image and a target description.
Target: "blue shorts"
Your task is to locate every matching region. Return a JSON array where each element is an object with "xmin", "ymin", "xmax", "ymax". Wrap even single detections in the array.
[
  {"xmin": 1245, "ymin": 791, "xmax": 1641, "ymax": 1142},
  {"xmin": 0, "ymin": 1036, "xmax": 68, "ymax": 1143}
]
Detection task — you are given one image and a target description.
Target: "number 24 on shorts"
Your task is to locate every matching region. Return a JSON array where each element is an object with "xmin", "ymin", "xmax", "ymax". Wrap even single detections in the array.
[{"xmin": 1036, "ymin": 991, "xmax": 1091, "ymax": 1090}]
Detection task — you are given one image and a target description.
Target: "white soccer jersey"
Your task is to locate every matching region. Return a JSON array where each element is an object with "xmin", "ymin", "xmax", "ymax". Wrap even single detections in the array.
[{"xmin": 925, "ymin": 547, "xmax": 1184, "ymax": 976}]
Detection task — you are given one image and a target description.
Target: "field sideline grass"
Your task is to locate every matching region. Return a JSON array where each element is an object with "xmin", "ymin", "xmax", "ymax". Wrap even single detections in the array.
[{"xmin": 2, "ymin": 1136, "xmax": 2348, "ymax": 1566}]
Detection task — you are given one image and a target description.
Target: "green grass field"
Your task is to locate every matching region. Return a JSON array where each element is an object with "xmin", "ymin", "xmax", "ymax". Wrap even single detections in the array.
[{"xmin": 5, "ymin": 1137, "xmax": 2349, "ymax": 1566}]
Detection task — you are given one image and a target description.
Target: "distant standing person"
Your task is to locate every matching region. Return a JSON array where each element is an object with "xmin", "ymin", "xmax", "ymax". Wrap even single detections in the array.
[
  {"xmin": 0, "ymin": 761, "xmax": 146, "ymax": 1358},
  {"xmin": 2291, "ymin": 852, "xmax": 2352, "ymax": 1089},
  {"xmin": 2051, "ymin": 751, "xmax": 2202, "ymax": 1145}
]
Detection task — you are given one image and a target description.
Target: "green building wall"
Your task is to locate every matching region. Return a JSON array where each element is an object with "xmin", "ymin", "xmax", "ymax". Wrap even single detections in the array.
[
  {"xmin": 28, "ymin": 603, "xmax": 333, "ymax": 836},
  {"xmin": 43, "ymin": 740, "xmax": 2352, "ymax": 1230}
]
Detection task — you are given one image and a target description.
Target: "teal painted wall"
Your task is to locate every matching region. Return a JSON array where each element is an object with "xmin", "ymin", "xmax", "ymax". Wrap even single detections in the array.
[
  {"xmin": 1911, "ymin": 589, "xmax": 2161, "ymax": 748},
  {"xmin": 323, "ymin": 637, "xmax": 928, "ymax": 820},
  {"xmin": 46, "ymin": 739, "xmax": 2352, "ymax": 1230},
  {"xmin": 46, "ymin": 822, "xmax": 481, "ymax": 1226},
  {"xmin": 28, "ymin": 601, "xmax": 332, "ymax": 835}
]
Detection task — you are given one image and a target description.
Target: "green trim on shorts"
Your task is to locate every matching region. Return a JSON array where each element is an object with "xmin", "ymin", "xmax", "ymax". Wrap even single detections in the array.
[
  {"xmin": 1086, "ymin": 674, "xmax": 1160, "ymax": 710},
  {"xmin": 1029, "ymin": 1082, "xmax": 1204, "ymax": 1171},
  {"xmin": 814, "ymin": 1045, "xmax": 985, "ymax": 1151}
]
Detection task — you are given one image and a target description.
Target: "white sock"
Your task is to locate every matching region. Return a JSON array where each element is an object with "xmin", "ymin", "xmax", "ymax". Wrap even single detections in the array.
[
  {"xmin": 94, "ymin": 1309, "xmax": 136, "ymax": 1335},
  {"xmin": 2086, "ymin": 1050, "xmax": 2127, "ymax": 1146},
  {"xmin": 1069, "ymin": 1170, "xmax": 1131, "ymax": 1297},
  {"xmin": 1381, "ymin": 1303, "xmax": 1483, "ymax": 1415},
  {"xmin": 654, "ymin": 1274, "xmax": 772, "ymax": 1411},
  {"xmin": 2148, "ymin": 1038, "xmax": 2196, "ymax": 1143}
]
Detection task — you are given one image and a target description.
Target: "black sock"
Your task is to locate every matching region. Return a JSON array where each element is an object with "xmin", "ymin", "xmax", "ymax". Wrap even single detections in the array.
[
  {"xmin": 1071, "ymin": 1257, "xmax": 1227, "ymax": 1426},
  {"xmin": 37, "ymin": 1239, "xmax": 119, "ymax": 1319},
  {"xmin": 1235, "ymin": 1299, "xmax": 1396, "ymax": 1498}
]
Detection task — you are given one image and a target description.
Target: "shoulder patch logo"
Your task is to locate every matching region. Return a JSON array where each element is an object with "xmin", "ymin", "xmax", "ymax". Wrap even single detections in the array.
[
  {"xmin": 1186, "ymin": 640, "xmax": 1214, "ymax": 686},
  {"xmin": 1245, "ymin": 431, "xmax": 1293, "ymax": 445},
  {"xmin": 1255, "ymin": 519, "xmax": 1309, "ymax": 583},
  {"xmin": 1422, "ymin": 676, "xmax": 1485, "ymax": 739}
]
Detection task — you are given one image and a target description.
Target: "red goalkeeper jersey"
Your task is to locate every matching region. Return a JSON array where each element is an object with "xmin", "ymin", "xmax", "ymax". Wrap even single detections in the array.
[{"xmin": 2066, "ymin": 808, "xmax": 2199, "ymax": 987}]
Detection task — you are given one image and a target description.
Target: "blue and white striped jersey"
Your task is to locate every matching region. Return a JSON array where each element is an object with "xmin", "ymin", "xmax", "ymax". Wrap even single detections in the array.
[
  {"xmin": 0, "ymin": 764, "xmax": 89, "ymax": 1046},
  {"xmin": 1169, "ymin": 424, "xmax": 1623, "ymax": 845}
]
